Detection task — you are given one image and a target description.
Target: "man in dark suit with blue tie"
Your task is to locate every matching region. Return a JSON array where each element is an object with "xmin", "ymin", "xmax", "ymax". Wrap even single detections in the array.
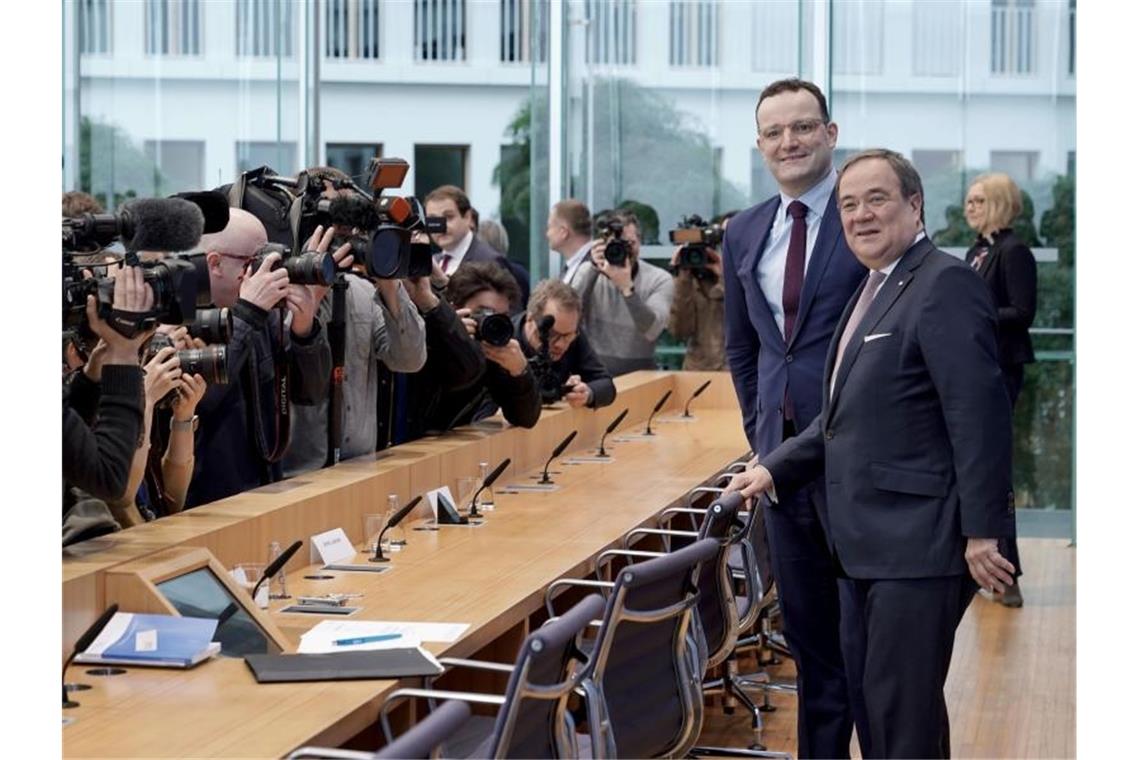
[
  {"xmin": 721, "ymin": 78, "xmax": 867, "ymax": 757},
  {"xmin": 729, "ymin": 149, "xmax": 1017, "ymax": 758}
]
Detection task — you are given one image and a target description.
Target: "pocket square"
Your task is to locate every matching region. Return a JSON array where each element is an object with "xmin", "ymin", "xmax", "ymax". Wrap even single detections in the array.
[{"xmin": 863, "ymin": 332, "xmax": 893, "ymax": 343}]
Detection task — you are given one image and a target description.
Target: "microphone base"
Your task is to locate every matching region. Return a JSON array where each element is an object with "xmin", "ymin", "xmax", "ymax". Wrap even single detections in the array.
[
  {"xmin": 644, "ymin": 428, "xmax": 655, "ymax": 436},
  {"xmin": 64, "ymin": 683, "xmax": 91, "ymax": 693},
  {"xmin": 596, "ymin": 447, "xmax": 608, "ymax": 458},
  {"xmin": 368, "ymin": 556, "xmax": 391, "ymax": 563},
  {"xmin": 63, "ymin": 699, "xmax": 80, "ymax": 710},
  {"xmin": 537, "ymin": 476, "xmax": 554, "ymax": 485},
  {"xmin": 468, "ymin": 507, "xmax": 484, "ymax": 520}
]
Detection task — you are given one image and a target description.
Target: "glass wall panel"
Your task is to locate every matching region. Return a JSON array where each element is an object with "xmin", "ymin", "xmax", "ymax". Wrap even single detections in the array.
[
  {"xmin": 63, "ymin": 0, "xmax": 300, "ymax": 207},
  {"xmin": 828, "ymin": 0, "xmax": 1075, "ymax": 513}
]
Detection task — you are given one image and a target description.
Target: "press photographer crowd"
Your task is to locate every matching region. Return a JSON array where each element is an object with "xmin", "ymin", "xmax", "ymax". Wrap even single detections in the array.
[{"xmin": 62, "ymin": 157, "xmax": 729, "ymax": 545}]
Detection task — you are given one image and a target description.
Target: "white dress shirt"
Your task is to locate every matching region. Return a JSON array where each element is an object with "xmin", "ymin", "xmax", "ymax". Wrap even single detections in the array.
[
  {"xmin": 756, "ymin": 168, "xmax": 838, "ymax": 334},
  {"xmin": 561, "ymin": 240, "xmax": 593, "ymax": 284},
  {"xmin": 435, "ymin": 229, "xmax": 475, "ymax": 275}
]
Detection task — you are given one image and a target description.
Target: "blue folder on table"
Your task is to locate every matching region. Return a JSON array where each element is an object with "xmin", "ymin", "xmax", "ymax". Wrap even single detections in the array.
[{"xmin": 76, "ymin": 612, "xmax": 221, "ymax": 668}]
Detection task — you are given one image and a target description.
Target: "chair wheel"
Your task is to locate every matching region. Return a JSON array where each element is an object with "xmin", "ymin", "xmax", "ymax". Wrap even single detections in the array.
[
  {"xmin": 750, "ymin": 743, "xmax": 768, "ymax": 751},
  {"xmin": 758, "ymin": 704, "xmax": 778, "ymax": 713},
  {"xmin": 723, "ymin": 705, "xmax": 735, "ymax": 715}
]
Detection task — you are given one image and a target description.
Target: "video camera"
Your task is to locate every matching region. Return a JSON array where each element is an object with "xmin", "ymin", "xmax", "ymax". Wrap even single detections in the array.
[
  {"xmin": 669, "ymin": 215, "xmax": 723, "ymax": 272},
  {"xmin": 595, "ymin": 214, "xmax": 631, "ymax": 267},
  {"xmin": 235, "ymin": 159, "xmax": 445, "ymax": 280}
]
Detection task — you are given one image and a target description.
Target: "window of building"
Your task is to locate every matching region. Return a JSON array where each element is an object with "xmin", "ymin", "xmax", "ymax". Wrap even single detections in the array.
[
  {"xmin": 501, "ymin": 0, "xmax": 547, "ymax": 63},
  {"xmin": 991, "ymin": 0, "xmax": 1035, "ymax": 75},
  {"xmin": 833, "ymin": 0, "xmax": 884, "ymax": 76},
  {"xmin": 236, "ymin": 0, "xmax": 294, "ymax": 58},
  {"xmin": 990, "ymin": 149, "xmax": 1039, "ymax": 185},
  {"xmin": 414, "ymin": 145, "xmax": 468, "ymax": 200},
  {"xmin": 144, "ymin": 140, "xmax": 205, "ymax": 196},
  {"xmin": 912, "ymin": 0, "xmax": 962, "ymax": 76},
  {"xmin": 79, "ymin": 0, "xmax": 112, "ymax": 55},
  {"xmin": 669, "ymin": 0, "xmax": 719, "ymax": 68},
  {"xmin": 912, "ymin": 149, "xmax": 962, "ymax": 178},
  {"xmin": 415, "ymin": 0, "xmax": 466, "ymax": 62},
  {"xmin": 750, "ymin": 0, "xmax": 797, "ymax": 73},
  {"xmin": 585, "ymin": 0, "xmax": 637, "ymax": 66},
  {"xmin": 325, "ymin": 0, "xmax": 382, "ymax": 60},
  {"xmin": 1067, "ymin": 150, "xmax": 1075, "ymax": 179},
  {"xmin": 325, "ymin": 144, "xmax": 383, "ymax": 184},
  {"xmin": 144, "ymin": 0, "xmax": 203, "ymax": 56},
  {"xmin": 237, "ymin": 141, "xmax": 298, "ymax": 175}
]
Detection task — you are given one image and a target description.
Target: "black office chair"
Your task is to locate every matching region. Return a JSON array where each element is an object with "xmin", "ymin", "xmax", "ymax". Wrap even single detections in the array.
[
  {"xmin": 287, "ymin": 700, "xmax": 470, "ymax": 760},
  {"xmin": 379, "ymin": 593, "xmax": 606, "ymax": 758},
  {"xmin": 546, "ymin": 538, "xmax": 719, "ymax": 758}
]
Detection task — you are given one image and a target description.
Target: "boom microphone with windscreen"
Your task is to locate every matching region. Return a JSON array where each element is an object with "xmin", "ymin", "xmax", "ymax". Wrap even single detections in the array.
[
  {"xmin": 173, "ymin": 191, "xmax": 230, "ymax": 234},
  {"xmin": 64, "ymin": 197, "xmax": 205, "ymax": 253}
]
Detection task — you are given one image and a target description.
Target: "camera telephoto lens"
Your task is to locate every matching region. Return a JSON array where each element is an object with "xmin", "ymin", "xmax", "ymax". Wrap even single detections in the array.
[
  {"xmin": 285, "ymin": 251, "xmax": 337, "ymax": 286},
  {"xmin": 179, "ymin": 346, "xmax": 229, "ymax": 386},
  {"xmin": 188, "ymin": 308, "xmax": 232, "ymax": 344}
]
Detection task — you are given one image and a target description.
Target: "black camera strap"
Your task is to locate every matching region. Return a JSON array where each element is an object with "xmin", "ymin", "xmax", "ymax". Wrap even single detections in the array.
[
  {"xmin": 246, "ymin": 310, "xmax": 292, "ymax": 467},
  {"xmin": 325, "ymin": 274, "xmax": 348, "ymax": 467}
]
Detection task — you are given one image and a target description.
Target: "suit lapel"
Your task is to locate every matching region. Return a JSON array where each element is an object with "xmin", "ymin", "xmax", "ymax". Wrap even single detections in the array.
[
  {"xmin": 738, "ymin": 200, "xmax": 785, "ymax": 348},
  {"xmin": 788, "ymin": 192, "xmax": 841, "ymax": 347},
  {"xmin": 822, "ymin": 277, "xmax": 862, "ymax": 421},
  {"xmin": 828, "ymin": 240, "xmax": 933, "ymax": 419},
  {"xmin": 978, "ymin": 238, "xmax": 1001, "ymax": 279}
]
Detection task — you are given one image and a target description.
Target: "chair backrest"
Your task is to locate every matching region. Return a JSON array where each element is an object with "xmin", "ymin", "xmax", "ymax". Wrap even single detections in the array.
[
  {"xmin": 374, "ymin": 700, "xmax": 471, "ymax": 759},
  {"xmin": 736, "ymin": 493, "xmax": 777, "ymax": 632},
  {"xmin": 488, "ymin": 593, "xmax": 606, "ymax": 758},
  {"xmin": 691, "ymin": 492, "xmax": 744, "ymax": 668},
  {"xmin": 587, "ymin": 538, "xmax": 718, "ymax": 759}
]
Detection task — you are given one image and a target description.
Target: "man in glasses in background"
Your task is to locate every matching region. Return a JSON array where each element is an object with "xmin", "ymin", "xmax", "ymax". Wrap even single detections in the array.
[
  {"xmin": 515, "ymin": 279, "xmax": 615, "ymax": 410},
  {"xmin": 721, "ymin": 78, "xmax": 869, "ymax": 758}
]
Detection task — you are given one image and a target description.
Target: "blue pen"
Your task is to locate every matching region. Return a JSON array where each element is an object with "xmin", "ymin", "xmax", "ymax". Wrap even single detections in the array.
[{"xmin": 332, "ymin": 633, "xmax": 402, "ymax": 647}]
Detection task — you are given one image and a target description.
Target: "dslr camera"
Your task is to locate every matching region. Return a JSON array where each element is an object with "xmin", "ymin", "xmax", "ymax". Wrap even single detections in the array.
[
  {"xmin": 248, "ymin": 243, "xmax": 337, "ymax": 287},
  {"xmin": 144, "ymin": 333, "xmax": 230, "ymax": 407},
  {"xmin": 528, "ymin": 316, "xmax": 574, "ymax": 404},
  {"xmin": 471, "ymin": 309, "xmax": 513, "ymax": 347},
  {"xmin": 595, "ymin": 215, "xmax": 631, "ymax": 267}
]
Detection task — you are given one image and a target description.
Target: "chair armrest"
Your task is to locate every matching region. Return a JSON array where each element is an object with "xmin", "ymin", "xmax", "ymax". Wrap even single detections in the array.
[
  {"xmin": 595, "ymin": 549, "xmax": 665, "ymax": 580},
  {"xmin": 437, "ymin": 657, "xmax": 516, "ymax": 674},
  {"xmin": 287, "ymin": 749, "xmax": 375, "ymax": 760},
  {"xmin": 622, "ymin": 527, "xmax": 698, "ymax": 550},
  {"xmin": 724, "ymin": 461, "xmax": 749, "ymax": 473},
  {"xmin": 545, "ymin": 578, "xmax": 614, "ymax": 618},
  {"xmin": 686, "ymin": 486, "xmax": 726, "ymax": 506},
  {"xmin": 380, "ymin": 688, "xmax": 507, "ymax": 744}
]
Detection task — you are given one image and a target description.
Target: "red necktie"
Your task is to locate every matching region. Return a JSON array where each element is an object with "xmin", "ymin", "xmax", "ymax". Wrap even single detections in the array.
[
  {"xmin": 440, "ymin": 253, "xmax": 452, "ymax": 274},
  {"xmin": 781, "ymin": 200, "xmax": 809, "ymax": 341}
]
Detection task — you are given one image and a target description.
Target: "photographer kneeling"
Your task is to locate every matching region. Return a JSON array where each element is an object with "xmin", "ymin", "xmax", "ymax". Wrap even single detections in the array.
[
  {"xmin": 426, "ymin": 262, "xmax": 542, "ymax": 429},
  {"xmin": 515, "ymin": 280, "xmax": 616, "ymax": 409}
]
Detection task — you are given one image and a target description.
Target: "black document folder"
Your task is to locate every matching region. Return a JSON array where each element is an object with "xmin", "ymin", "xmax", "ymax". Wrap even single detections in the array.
[{"xmin": 244, "ymin": 648, "xmax": 443, "ymax": 683}]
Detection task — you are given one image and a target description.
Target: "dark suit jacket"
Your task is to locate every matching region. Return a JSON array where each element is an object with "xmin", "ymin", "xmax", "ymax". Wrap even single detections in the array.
[
  {"xmin": 459, "ymin": 237, "xmax": 531, "ymax": 310},
  {"xmin": 965, "ymin": 228, "xmax": 1036, "ymax": 367},
  {"xmin": 763, "ymin": 239, "xmax": 1016, "ymax": 579},
  {"xmin": 722, "ymin": 191, "xmax": 866, "ymax": 458}
]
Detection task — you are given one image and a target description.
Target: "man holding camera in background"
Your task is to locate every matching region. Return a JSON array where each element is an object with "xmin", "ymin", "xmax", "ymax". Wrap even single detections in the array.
[
  {"xmin": 186, "ymin": 208, "xmax": 330, "ymax": 507},
  {"xmin": 515, "ymin": 279, "xmax": 615, "ymax": 409},
  {"xmin": 667, "ymin": 212, "xmax": 736, "ymax": 371},
  {"xmin": 568, "ymin": 210, "xmax": 674, "ymax": 376},
  {"xmin": 283, "ymin": 166, "xmax": 427, "ymax": 477},
  {"xmin": 421, "ymin": 262, "xmax": 543, "ymax": 430}
]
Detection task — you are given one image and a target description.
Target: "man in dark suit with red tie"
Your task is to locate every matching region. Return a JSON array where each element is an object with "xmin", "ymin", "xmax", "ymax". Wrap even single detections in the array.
[
  {"xmin": 728, "ymin": 149, "xmax": 1017, "ymax": 758},
  {"xmin": 721, "ymin": 78, "xmax": 867, "ymax": 757}
]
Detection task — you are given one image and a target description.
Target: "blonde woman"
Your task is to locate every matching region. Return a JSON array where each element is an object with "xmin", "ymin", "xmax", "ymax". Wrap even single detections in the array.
[{"xmin": 963, "ymin": 172, "xmax": 1037, "ymax": 607}]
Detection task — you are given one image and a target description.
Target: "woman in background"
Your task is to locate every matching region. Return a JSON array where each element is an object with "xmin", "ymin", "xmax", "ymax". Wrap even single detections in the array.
[{"xmin": 964, "ymin": 172, "xmax": 1038, "ymax": 608}]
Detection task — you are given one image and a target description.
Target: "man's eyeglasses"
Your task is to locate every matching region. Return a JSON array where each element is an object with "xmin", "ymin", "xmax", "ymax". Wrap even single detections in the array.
[
  {"xmin": 548, "ymin": 327, "xmax": 578, "ymax": 346},
  {"xmin": 758, "ymin": 118, "xmax": 826, "ymax": 143}
]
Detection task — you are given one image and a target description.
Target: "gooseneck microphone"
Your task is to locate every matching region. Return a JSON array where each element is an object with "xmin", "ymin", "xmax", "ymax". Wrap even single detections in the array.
[
  {"xmin": 371, "ymin": 496, "xmax": 423, "ymax": 563},
  {"xmin": 63, "ymin": 603, "xmax": 120, "ymax": 709},
  {"xmin": 682, "ymin": 380, "xmax": 712, "ymax": 418},
  {"xmin": 250, "ymin": 540, "xmax": 303, "ymax": 602},
  {"xmin": 644, "ymin": 390, "xmax": 673, "ymax": 435},
  {"xmin": 597, "ymin": 409, "xmax": 629, "ymax": 457},
  {"xmin": 468, "ymin": 458, "xmax": 511, "ymax": 519},
  {"xmin": 539, "ymin": 432, "xmax": 577, "ymax": 485}
]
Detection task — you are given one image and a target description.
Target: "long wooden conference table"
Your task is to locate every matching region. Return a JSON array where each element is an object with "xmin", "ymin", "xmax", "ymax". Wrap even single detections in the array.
[{"xmin": 62, "ymin": 371, "xmax": 749, "ymax": 758}]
